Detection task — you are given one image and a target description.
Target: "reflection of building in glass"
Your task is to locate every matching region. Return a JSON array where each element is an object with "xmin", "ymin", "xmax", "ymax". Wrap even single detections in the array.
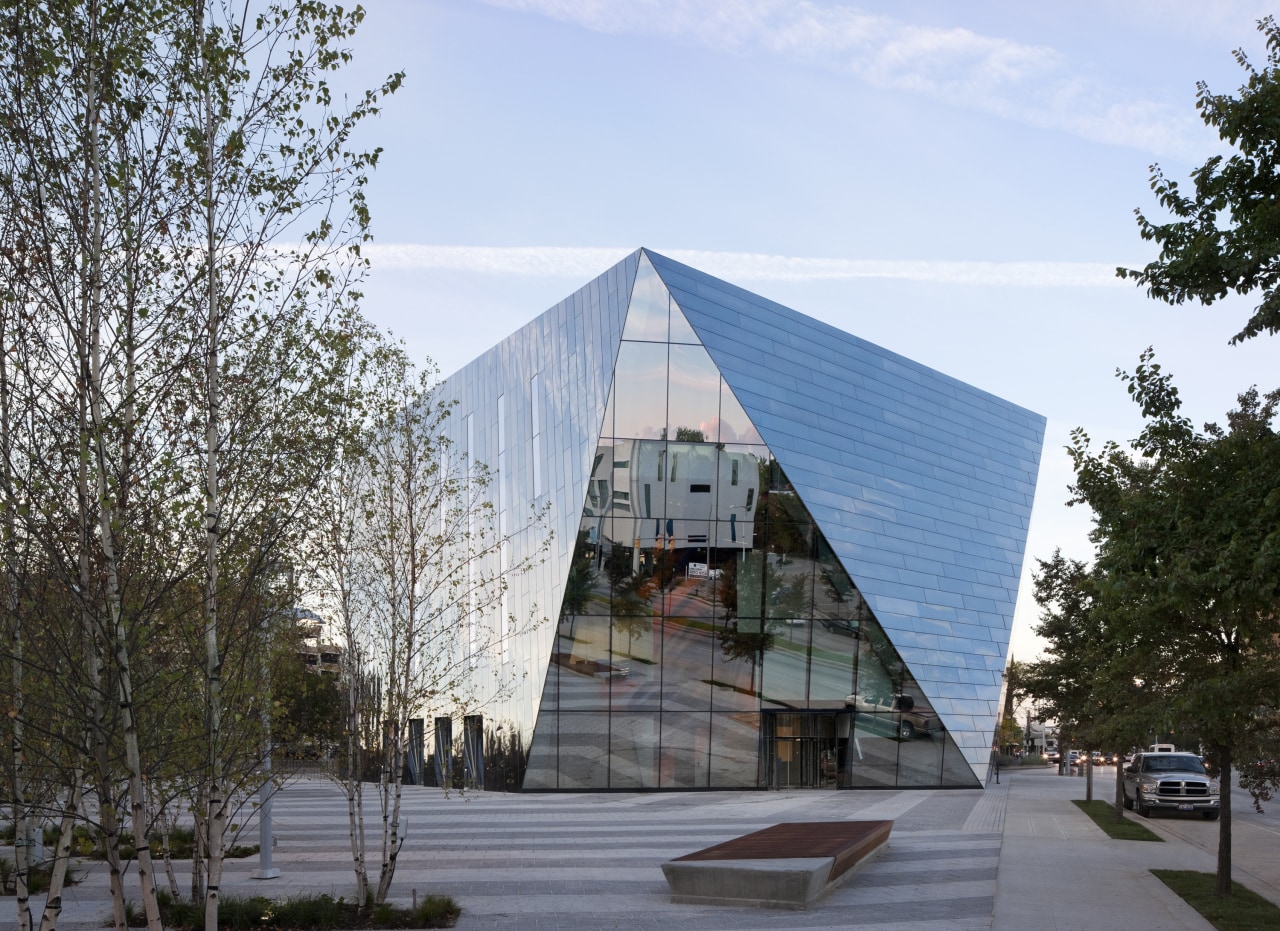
[
  {"xmin": 585, "ymin": 438, "xmax": 760, "ymax": 556},
  {"xmin": 438, "ymin": 249, "xmax": 1045, "ymax": 790}
]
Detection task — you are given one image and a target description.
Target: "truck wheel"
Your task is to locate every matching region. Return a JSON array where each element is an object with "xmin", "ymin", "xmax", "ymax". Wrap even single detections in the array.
[
  {"xmin": 1202, "ymin": 811, "xmax": 1220, "ymax": 821},
  {"xmin": 898, "ymin": 720, "xmax": 915, "ymax": 740},
  {"xmin": 1122, "ymin": 791, "xmax": 1133, "ymax": 811},
  {"xmin": 1136, "ymin": 796, "xmax": 1150, "ymax": 818}
]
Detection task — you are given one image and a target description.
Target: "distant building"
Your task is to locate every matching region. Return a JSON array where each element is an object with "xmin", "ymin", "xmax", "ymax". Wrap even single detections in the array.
[
  {"xmin": 294, "ymin": 609, "xmax": 342, "ymax": 674},
  {"xmin": 438, "ymin": 249, "xmax": 1045, "ymax": 789}
]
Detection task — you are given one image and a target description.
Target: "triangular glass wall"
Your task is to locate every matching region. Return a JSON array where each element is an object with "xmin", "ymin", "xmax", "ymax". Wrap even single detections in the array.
[{"xmin": 522, "ymin": 255, "xmax": 979, "ymax": 789}]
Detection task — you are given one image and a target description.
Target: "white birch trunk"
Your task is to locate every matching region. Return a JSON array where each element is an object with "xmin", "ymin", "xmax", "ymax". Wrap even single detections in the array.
[
  {"xmin": 82, "ymin": 34, "xmax": 162, "ymax": 929},
  {"xmin": 4, "ymin": 332, "xmax": 31, "ymax": 931},
  {"xmin": 37, "ymin": 767, "xmax": 85, "ymax": 931},
  {"xmin": 345, "ymin": 637, "xmax": 369, "ymax": 906},
  {"xmin": 200, "ymin": 7, "xmax": 227, "ymax": 924}
]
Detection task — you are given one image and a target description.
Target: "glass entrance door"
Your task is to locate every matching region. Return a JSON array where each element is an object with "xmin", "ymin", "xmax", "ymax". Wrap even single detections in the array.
[{"xmin": 762, "ymin": 711, "xmax": 851, "ymax": 789}]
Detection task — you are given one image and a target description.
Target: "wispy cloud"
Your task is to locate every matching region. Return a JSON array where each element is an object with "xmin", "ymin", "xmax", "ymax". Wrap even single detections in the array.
[
  {"xmin": 478, "ymin": 0, "xmax": 1199, "ymax": 154},
  {"xmin": 366, "ymin": 244, "xmax": 1126, "ymax": 288}
]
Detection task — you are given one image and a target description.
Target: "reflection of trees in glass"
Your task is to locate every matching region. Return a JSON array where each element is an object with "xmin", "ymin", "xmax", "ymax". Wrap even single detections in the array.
[
  {"xmin": 858, "ymin": 623, "xmax": 907, "ymax": 702},
  {"xmin": 767, "ymin": 576, "xmax": 810, "ymax": 620},
  {"xmin": 562, "ymin": 549, "xmax": 597, "ymax": 618},
  {"xmin": 612, "ymin": 613, "xmax": 651, "ymax": 657},
  {"xmin": 605, "ymin": 546, "xmax": 632, "ymax": 587},
  {"xmin": 717, "ymin": 621, "xmax": 771, "ymax": 696},
  {"xmin": 483, "ymin": 721, "xmax": 526, "ymax": 792},
  {"xmin": 820, "ymin": 567, "xmax": 851, "ymax": 612},
  {"xmin": 717, "ymin": 558, "xmax": 739, "ymax": 618},
  {"xmin": 674, "ymin": 426, "xmax": 705, "ymax": 442}
]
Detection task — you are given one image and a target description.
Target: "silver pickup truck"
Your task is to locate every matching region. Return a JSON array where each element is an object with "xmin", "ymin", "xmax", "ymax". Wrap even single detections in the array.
[{"xmin": 1122, "ymin": 752, "xmax": 1220, "ymax": 819}]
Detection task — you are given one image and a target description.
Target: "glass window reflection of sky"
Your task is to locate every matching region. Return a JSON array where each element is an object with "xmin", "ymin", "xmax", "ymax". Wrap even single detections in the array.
[{"xmin": 622, "ymin": 256, "xmax": 669, "ymax": 342}]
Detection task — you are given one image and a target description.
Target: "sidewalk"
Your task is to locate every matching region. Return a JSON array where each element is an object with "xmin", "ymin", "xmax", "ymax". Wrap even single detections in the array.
[
  {"xmin": 998, "ymin": 768, "xmax": 1280, "ymax": 927},
  {"xmin": 13, "ymin": 766, "xmax": 1279, "ymax": 929}
]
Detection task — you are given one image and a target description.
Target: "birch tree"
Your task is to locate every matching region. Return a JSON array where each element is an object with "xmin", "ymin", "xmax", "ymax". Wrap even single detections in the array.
[
  {"xmin": 309, "ymin": 342, "xmax": 551, "ymax": 908},
  {"xmin": 0, "ymin": 2, "xmax": 400, "ymax": 929}
]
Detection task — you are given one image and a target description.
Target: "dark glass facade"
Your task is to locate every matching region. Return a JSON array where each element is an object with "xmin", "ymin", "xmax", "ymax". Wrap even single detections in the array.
[{"xmin": 438, "ymin": 249, "xmax": 1045, "ymax": 790}]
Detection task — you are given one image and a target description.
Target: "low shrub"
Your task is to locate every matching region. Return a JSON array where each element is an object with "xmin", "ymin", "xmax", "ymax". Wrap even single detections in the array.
[{"xmin": 158, "ymin": 891, "xmax": 460, "ymax": 929}]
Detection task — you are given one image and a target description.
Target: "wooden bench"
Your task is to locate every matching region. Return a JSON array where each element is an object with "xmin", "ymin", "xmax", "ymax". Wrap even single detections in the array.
[{"xmin": 660, "ymin": 820, "xmax": 893, "ymax": 909}]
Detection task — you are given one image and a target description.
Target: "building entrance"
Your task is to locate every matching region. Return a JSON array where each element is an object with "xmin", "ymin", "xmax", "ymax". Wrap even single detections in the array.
[{"xmin": 762, "ymin": 711, "xmax": 852, "ymax": 789}]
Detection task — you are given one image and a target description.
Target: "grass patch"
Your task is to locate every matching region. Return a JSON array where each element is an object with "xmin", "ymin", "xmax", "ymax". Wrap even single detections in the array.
[
  {"xmin": 1152, "ymin": 869, "xmax": 1280, "ymax": 930},
  {"xmin": 159, "ymin": 892, "xmax": 459, "ymax": 930},
  {"xmin": 1072, "ymin": 800, "xmax": 1164, "ymax": 841}
]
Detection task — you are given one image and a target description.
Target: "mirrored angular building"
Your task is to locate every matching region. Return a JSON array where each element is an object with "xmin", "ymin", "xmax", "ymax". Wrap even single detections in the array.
[{"xmin": 438, "ymin": 249, "xmax": 1045, "ymax": 790}]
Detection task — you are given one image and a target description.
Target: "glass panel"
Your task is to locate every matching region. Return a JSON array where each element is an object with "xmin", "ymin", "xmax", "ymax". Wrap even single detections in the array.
[
  {"xmin": 760, "ymin": 619, "xmax": 809, "ymax": 708},
  {"xmin": 845, "ymin": 724, "xmax": 900, "ymax": 787},
  {"xmin": 709, "ymin": 712, "xmax": 761, "ymax": 788},
  {"xmin": 612, "ymin": 341, "xmax": 669, "ymax": 439},
  {"xmin": 719, "ymin": 381, "xmax": 763, "ymax": 445},
  {"xmin": 808, "ymin": 542, "xmax": 861, "ymax": 703},
  {"xmin": 555, "ymin": 615, "xmax": 612, "ymax": 711},
  {"xmin": 600, "ymin": 379, "xmax": 615, "ymax": 440},
  {"xmin": 541, "ymin": 621, "xmax": 560, "ymax": 712},
  {"xmin": 762, "ymin": 529, "xmax": 814, "ymax": 622},
  {"xmin": 564, "ymin": 531, "xmax": 609, "ymax": 623},
  {"xmin": 712, "ymin": 615, "xmax": 763, "ymax": 711},
  {"xmin": 610, "ymin": 713, "xmax": 660, "ymax": 788},
  {"xmin": 667, "ymin": 344, "xmax": 721, "ymax": 443},
  {"xmin": 557, "ymin": 713, "xmax": 610, "ymax": 789},
  {"xmin": 611, "ymin": 544, "xmax": 667, "ymax": 616},
  {"xmin": 660, "ymin": 617, "xmax": 712, "ymax": 712},
  {"xmin": 897, "ymin": 722, "xmax": 945, "ymax": 786},
  {"xmin": 521, "ymin": 709, "xmax": 559, "ymax": 789},
  {"xmin": 622, "ymin": 255, "xmax": 670, "ymax": 342},
  {"xmin": 662, "ymin": 443, "xmax": 719, "ymax": 553},
  {"xmin": 940, "ymin": 732, "xmax": 982, "ymax": 787},
  {"xmin": 729, "ymin": 550, "xmax": 767, "ymax": 626},
  {"xmin": 660, "ymin": 713, "xmax": 711, "ymax": 788},
  {"xmin": 668, "ymin": 298, "xmax": 700, "ymax": 345},
  {"xmin": 610, "ymin": 615, "xmax": 660, "ymax": 711},
  {"xmin": 715, "ymin": 446, "xmax": 765, "ymax": 547}
]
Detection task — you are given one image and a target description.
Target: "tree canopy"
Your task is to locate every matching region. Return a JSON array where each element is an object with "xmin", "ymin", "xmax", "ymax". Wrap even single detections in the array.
[
  {"xmin": 1120, "ymin": 15, "xmax": 1280, "ymax": 344},
  {"xmin": 1065, "ymin": 351, "xmax": 1280, "ymax": 894}
]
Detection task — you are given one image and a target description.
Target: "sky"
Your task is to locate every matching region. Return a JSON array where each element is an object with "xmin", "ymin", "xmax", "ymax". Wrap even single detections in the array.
[{"xmin": 337, "ymin": 0, "xmax": 1279, "ymax": 662}]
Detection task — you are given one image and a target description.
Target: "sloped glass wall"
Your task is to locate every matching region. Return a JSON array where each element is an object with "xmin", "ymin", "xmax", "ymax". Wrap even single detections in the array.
[{"xmin": 523, "ymin": 258, "xmax": 978, "ymax": 789}]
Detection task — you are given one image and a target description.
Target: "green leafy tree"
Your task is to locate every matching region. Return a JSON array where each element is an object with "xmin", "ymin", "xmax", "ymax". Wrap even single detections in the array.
[
  {"xmin": 1069, "ymin": 351, "xmax": 1280, "ymax": 896},
  {"xmin": 1120, "ymin": 15, "xmax": 1280, "ymax": 344}
]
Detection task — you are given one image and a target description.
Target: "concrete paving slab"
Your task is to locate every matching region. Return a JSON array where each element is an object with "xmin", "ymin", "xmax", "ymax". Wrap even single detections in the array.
[{"xmin": 4, "ymin": 765, "xmax": 1279, "ymax": 930}]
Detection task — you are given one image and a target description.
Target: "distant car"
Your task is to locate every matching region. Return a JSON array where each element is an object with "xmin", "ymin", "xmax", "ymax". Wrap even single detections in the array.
[
  {"xmin": 1123, "ymin": 752, "xmax": 1220, "ymax": 819},
  {"xmin": 818, "ymin": 618, "xmax": 859, "ymax": 637}
]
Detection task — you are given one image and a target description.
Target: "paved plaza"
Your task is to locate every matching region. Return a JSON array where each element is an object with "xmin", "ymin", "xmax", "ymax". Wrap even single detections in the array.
[{"xmin": 27, "ymin": 766, "xmax": 1280, "ymax": 929}]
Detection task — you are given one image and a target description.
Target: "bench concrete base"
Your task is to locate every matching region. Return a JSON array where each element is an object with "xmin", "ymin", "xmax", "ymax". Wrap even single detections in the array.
[{"xmin": 661, "ymin": 820, "xmax": 892, "ymax": 910}]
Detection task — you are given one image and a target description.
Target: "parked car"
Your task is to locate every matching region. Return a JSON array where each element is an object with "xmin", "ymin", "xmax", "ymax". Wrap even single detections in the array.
[
  {"xmin": 818, "ymin": 617, "xmax": 859, "ymax": 637},
  {"xmin": 845, "ymin": 692, "xmax": 942, "ymax": 740},
  {"xmin": 1122, "ymin": 752, "xmax": 1220, "ymax": 819}
]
